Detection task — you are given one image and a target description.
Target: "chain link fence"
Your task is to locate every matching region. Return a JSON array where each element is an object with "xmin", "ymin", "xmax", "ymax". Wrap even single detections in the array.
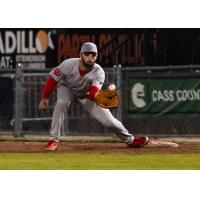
[
  {"xmin": 0, "ymin": 66, "xmax": 119, "ymax": 137},
  {"xmin": 119, "ymin": 65, "xmax": 200, "ymax": 137},
  {"xmin": 1, "ymin": 65, "xmax": 200, "ymax": 137}
]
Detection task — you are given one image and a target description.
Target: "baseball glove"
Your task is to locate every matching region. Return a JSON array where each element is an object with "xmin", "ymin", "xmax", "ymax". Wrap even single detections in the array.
[{"xmin": 95, "ymin": 90, "xmax": 119, "ymax": 109}]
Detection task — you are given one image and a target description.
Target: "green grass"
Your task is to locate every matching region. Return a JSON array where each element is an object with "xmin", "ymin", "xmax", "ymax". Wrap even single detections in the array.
[{"xmin": 0, "ymin": 153, "xmax": 200, "ymax": 169}]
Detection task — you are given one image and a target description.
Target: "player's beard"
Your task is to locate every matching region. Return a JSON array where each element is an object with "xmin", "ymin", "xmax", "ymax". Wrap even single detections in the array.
[{"xmin": 81, "ymin": 57, "xmax": 95, "ymax": 69}]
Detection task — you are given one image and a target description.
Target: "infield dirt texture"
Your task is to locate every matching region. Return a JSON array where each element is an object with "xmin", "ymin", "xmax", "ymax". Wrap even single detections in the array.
[{"xmin": 0, "ymin": 141, "xmax": 200, "ymax": 169}]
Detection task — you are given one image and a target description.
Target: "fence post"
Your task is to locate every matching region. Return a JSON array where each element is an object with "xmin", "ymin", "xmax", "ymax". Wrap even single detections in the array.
[
  {"xmin": 115, "ymin": 64, "xmax": 122, "ymax": 122},
  {"xmin": 14, "ymin": 63, "xmax": 23, "ymax": 137}
]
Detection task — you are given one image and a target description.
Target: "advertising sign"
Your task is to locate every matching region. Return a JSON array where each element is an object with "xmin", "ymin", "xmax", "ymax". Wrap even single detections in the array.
[
  {"xmin": 0, "ymin": 29, "xmax": 57, "ymax": 69},
  {"xmin": 129, "ymin": 77, "xmax": 200, "ymax": 116},
  {"xmin": 0, "ymin": 28, "xmax": 158, "ymax": 69}
]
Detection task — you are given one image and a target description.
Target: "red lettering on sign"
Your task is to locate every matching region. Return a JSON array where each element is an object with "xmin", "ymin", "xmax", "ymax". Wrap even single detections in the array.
[
  {"xmin": 57, "ymin": 34, "xmax": 95, "ymax": 63},
  {"xmin": 57, "ymin": 32, "xmax": 158, "ymax": 66}
]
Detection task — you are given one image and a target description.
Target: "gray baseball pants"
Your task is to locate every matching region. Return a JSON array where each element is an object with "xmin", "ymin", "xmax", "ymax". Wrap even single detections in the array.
[{"xmin": 49, "ymin": 85, "xmax": 134, "ymax": 144}]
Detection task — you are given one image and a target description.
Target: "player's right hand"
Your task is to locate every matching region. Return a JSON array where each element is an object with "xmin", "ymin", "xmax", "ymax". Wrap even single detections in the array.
[{"xmin": 38, "ymin": 98, "xmax": 49, "ymax": 110}]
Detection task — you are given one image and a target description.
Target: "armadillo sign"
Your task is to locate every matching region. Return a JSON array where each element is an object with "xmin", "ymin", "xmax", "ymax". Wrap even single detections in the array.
[{"xmin": 0, "ymin": 29, "xmax": 56, "ymax": 69}]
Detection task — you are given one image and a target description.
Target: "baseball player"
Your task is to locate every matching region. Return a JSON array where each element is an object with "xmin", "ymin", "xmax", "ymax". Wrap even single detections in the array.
[{"xmin": 38, "ymin": 42, "xmax": 149, "ymax": 151}]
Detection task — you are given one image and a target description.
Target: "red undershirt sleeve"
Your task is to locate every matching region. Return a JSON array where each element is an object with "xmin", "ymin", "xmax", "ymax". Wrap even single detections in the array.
[
  {"xmin": 87, "ymin": 86, "xmax": 100, "ymax": 101},
  {"xmin": 42, "ymin": 77, "xmax": 57, "ymax": 99}
]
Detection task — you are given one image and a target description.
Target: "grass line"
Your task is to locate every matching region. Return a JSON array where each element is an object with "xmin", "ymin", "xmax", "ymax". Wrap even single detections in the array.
[{"xmin": 0, "ymin": 153, "xmax": 200, "ymax": 170}]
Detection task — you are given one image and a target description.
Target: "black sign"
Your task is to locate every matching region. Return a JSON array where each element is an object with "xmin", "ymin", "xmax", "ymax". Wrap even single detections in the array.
[
  {"xmin": 1, "ymin": 28, "xmax": 200, "ymax": 69},
  {"xmin": 0, "ymin": 78, "xmax": 13, "ymax": 120}
]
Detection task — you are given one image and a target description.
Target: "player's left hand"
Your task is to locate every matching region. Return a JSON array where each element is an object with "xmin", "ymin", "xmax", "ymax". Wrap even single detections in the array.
[
  {"xmin": 95, "ymin": 90, "xmax": 119, "ymax": 109},
  {"xmin": 38, "ymin": 98, "xmax": 49, "ymax": 110}
]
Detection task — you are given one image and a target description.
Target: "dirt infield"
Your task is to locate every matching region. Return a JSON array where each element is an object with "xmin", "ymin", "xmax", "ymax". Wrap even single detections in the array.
[{"xmin": 0, "ymin": 141, "xmax": 200, "ymax": 154}]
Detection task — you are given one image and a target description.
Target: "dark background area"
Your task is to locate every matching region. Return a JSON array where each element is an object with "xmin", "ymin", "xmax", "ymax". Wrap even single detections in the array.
[{"xmin": 1, "ymin": 28, "xmax": 200, "ymax": 69}]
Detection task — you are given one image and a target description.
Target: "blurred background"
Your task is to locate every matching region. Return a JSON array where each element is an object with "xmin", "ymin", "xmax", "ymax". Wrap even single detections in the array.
[
  {"xmin": 1, "ymin": 28, "xmax": 200, "ymax": 69},
  {"xmin": 1, "ymin": 28, "xmax": 200, "ymax": 138}
]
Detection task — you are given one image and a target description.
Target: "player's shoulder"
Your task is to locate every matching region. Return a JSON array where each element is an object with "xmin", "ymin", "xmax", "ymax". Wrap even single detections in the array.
[
  {"xmin": 93, "ymin": 63, "xmax": 105, "ymax": 74},
  {"xmin": 61, "ymin": 58, "xmax": 79, "ymax": 66}
]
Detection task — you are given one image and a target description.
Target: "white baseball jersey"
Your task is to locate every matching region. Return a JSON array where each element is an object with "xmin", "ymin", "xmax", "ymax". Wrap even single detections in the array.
[
  {"xmin": 50, "ymin": 58, "xmax": 105, "ymax": 99},
  {"xmin": 49, "ymin": 58, "xmax": 133, "ymax": 144}
]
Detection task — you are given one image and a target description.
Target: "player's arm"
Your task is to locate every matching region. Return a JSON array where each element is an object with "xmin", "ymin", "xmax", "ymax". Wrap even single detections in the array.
[
  {"xmin": 87, "ymin": 86, "xmax": 100, "ymax": 101},
  {"xmin": 39, "ymin": 66, "xmax": 64, "ymax": 109},
  {"xmin": 38, "ymin": 77, "xmax": 57, "ymax": 109},
  {"xmin": 87, "ymin": 70, "xmax": 105, "ymax": 101}
]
